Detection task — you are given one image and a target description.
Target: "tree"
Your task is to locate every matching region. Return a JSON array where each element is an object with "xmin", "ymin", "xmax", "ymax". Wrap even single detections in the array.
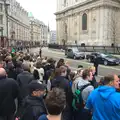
[{"xmin": 104, "ymin": 8, "xmax": 120, "ymax": 46}]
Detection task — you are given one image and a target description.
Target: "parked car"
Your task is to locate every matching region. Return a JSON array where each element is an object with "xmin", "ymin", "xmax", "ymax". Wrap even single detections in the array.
[
  {"xmin": 86, "ymin": 52, "xmax": 120, "ymax": 65},
  {"xmin": 65, "ymin": 47, "xmax": 85, "ymax": 59}
]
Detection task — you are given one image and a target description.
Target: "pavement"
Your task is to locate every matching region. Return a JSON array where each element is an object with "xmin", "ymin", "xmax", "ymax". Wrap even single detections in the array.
[{"xmin": 29, "ymin": 47, "xmax": 120, "ymax": 81}]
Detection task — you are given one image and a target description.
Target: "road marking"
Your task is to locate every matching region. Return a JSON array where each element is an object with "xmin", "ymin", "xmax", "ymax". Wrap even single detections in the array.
[{"xmin": 46, "ymin": 49, "xmax": 120, "ymax": 71}]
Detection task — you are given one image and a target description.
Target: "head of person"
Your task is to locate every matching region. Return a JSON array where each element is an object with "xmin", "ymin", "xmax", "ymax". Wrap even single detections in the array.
[
  {"xmin": 82, "ymin": 69, "xmax": 93, "ymax": 81},
  {"xmin": 89, "ymin": 66, "xmax": 96, "ymax": 75},
  {"xmin": 57, "ymin": 59, "xmax": 65, "ymax": 68},
  {"xmin": 0, "ymin": 68, "xmax": 7, "ymax": 79},
  {"xmin": 59, "ymin": 66, "xmax": 67, "ymax": 77},
  {"xmin": 22, "ymin": 63, "xmax": 30, "ymax": 72},
  {"xmin": 28, "ymin": 81, "xmax": 46, "ymax": 97},
  {"xmin": 103, "ymin": 74, "xmax": 119, "ymax": 89},
  {"xmin": 77, "ymin": 68, "xmax": 84, "ymax": 77},
  {"xmin": 45, "ymin": 88, "xmax": 66, "ymax": 116},
  {"xmin": 36, "ymin": 61, "xmax": 42, "ymax": 69}
]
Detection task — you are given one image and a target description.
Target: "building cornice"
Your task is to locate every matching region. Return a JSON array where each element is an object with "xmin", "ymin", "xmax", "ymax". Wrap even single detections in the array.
[
  {"xmin": 56, "ymin": 0, "xmax": 120, "ymax": 20},
  {"xmin": 55, "ymin": 0, "xmax": 99, "ymax": 15},
  {"xmin": 8, "ymin": 15, "xmax": 30, "ymax": 29}
]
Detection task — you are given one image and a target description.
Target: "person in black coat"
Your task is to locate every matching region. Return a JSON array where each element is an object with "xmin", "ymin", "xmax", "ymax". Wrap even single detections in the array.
[
  {"xmin": 51, "ymin": 66, "xmax": 73, "ymax": 120},
  {"xmin": 93, "ymin": 56, "xmax": 99, "ymax": 76},
  {"xmin": 0, "ymin": 68, "xmax": 19, "ymax": 120},
  {"xmin": 17, "ymin": 63, "xmax": 34, "ymax": 107},
  {"xmin": 18, "ymin": 81, "xmax": 47, "ymax": 120}
]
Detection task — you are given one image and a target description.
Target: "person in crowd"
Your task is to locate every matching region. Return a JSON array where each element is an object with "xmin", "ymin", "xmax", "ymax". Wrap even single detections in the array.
[
  {"xmin": 15, "ymin": 61, "xmax": 23, "ymax": 80},
  {"xmin": 38, "ymin": 88, "xmax": 66, "ymax": 120},
  {"xmin": 93, "ymin": 56, "xmax": 99, "ymax": 76},
  {"xmin": 72, "ymin": 68, "xmax": 84, "ymax": 93},
  {"xmin": 73, "ymin": 69, "xmax": 94, "ymax": 120},
  {"xmin": 56, "ymin": 59, "xmax": 65, "ymax": 68},
  {"xmin": 88, "ymin": 66, "xmax": 98, "ymax": 88},
  {"xmin": 6, "ymin": 61, "xmax": 16, "ymax": 80},
  {"xmin": 17, "ymin": 63, "xmax": 34, "ymax": 107},
  {"xmin": 39, "ymin": 48, "xmax": 42, "ymax": 58},
  {"xmin": 0, "ymin": 68, "xmax": 19, "ymax": 120},
  {"xmin": 34, "ymin": 61, "xmax": 44, "ymax": 83},
  {"xmin": 78, "ymin": 69, "xmax": 94, "ymax": 102},
  {"xmin": 23, "ymin": 55, "xmax": 31, "ymax": 68},
  {"xmin": 51, "ymin": 66, "xmax": 73, "ymax": 120},
  {"xmin": 85, "ymin": 74, "xmax": 120, "ymax": 120},
  {"xmin": 18, "ymin": 81, "xmax": 47, "ymax": 120}
]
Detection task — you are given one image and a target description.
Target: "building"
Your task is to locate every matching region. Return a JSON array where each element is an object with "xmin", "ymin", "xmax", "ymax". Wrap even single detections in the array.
[
  {"xmin": 50, "ymin": 30, "xmax": 56, "ymax": 44},
  {"xmin": 40, "ymin": 21, "xmax": 48, "ymax": 45},
  {"xmin": 29, "ymin": 17, "xmax": 48, "ymax": 46},
  {"xmin": 29, "ymin": 17, "xmax": 41, "ymax": 46},
  {"xmin": 0, "ymin": 0, "xmax": 9, "ymax": 47},
  {"xmin": 0, "ymin": 0, "xmax": 30, "ymax": 47},
  {"xmin": 55, "ymin": 0, "xmax": 120, "ymax": 46},
  {"xmin": 7, "ymin": 0, "xmax": 30, "ymax": 47}
]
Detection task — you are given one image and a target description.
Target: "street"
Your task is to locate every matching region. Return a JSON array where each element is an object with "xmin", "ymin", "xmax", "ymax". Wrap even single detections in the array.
[{"xmin": 29, "ymin": 47, "xmax": 120, "ymax": 79}]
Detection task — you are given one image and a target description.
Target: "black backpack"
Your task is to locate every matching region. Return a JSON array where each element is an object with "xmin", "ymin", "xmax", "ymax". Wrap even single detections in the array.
[{"xmin": 72, "ymin": 83, "xmax": 91, "ymax": 111}]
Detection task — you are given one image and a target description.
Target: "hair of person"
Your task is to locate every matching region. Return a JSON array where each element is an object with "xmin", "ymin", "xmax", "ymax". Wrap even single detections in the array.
[
  {"xmin": 59, "ymin": 66, "xmax": 67, "ymax": 74},
  {"xmin": 36, "ymin": 61, "xmax": 42, "ymax": 69},
  {"xmin": 78, "ymin": 65, "xmax": 83, "ymax": 68},
  {"xmin": 88, "ymin": 66, "xmax": 95, "ymax": 72},
  {"xmin": 82, "ymin": 69, "xmax": 91, "ymax": 80},
  {"xmin": 22, "ymin": 63, "xmax": 30, "ymax": 72},
  {"xmin": 45, "ymin": 88, "xmax": 66, "ymax": 115},
  {"xmin": 56, "ymin": 59, "xmax": 65, "ymax": 68},
  {"xmin": 54, "ymin": 68, "xmax": 61, "ymax": 77},
  {"xmin": 103, "ymin": 75, "xmax": 114, "ymax": 85},
  {"xmin": 33, "ymin": 69, "xmax": 40, "ymax": 80}
]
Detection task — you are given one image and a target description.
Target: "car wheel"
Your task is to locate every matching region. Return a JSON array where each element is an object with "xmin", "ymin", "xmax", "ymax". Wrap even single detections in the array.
[
  {"xmin": 104, "ymin": 61, "xmax": 108, "ymax": 66},
  {"xmin": 74, "ymin": 56, "xmax": 76, "ymax": 60}
]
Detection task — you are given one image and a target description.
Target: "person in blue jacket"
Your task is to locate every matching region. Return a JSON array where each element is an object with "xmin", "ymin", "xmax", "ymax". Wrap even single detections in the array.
[{"xmin": 85, "ymin": 74, "xmax": 120, "ymax": 120}]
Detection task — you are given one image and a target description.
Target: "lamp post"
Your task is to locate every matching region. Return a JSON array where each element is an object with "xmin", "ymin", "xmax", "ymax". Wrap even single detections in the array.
[{"xmin": 3, "ymin": 0, "xmax": 9, "ymax": 46}]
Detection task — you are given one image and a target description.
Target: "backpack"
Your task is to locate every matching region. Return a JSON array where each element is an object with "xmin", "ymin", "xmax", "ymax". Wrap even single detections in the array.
[{"xmin": 72, "ymin": 83, "xmax": 91, "ymax": 111}]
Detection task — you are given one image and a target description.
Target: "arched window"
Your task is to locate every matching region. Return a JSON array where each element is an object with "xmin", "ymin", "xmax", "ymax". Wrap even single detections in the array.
[{"xmin": 82, "ymin": 13, "xmax": 87, "ymax": 30}]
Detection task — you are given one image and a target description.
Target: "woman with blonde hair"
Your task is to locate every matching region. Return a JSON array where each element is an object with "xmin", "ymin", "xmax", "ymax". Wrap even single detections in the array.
[{"xmin": 88, "ymin": 66, "xmax": 98, "ymax": 88}]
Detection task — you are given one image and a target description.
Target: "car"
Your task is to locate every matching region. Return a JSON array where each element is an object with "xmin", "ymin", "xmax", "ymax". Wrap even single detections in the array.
[
  {"xmin": 65, "ymin": 47, "xmax": 85, "ymax": 59},
  {"xmin": 86, "ymin": 52, "xmax": 120, "ymax": 65}
]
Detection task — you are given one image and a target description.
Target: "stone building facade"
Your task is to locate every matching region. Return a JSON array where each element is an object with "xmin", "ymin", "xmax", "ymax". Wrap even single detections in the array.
[
  {"xmin": 55, "ymin": 0, "xmax": 120, "ymax": 46},
  {"xmin": 29, "ymin": 17, "xmax": 48, "ymax": 45},
  {"xmin": 7, "ymin": 0, "xmax": 30, "ymax": 47}
]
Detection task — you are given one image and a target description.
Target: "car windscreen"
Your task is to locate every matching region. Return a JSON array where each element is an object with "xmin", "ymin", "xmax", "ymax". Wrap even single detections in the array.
[{"xmin": 72, "ymin": 48, "xmax": 79, "ymax": 52}]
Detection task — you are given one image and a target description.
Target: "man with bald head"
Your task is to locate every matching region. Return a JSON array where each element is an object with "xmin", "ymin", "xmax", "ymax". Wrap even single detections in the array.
[{"xmin": 0, "ymin": 68, "xmax": 19, "ymax": 120}]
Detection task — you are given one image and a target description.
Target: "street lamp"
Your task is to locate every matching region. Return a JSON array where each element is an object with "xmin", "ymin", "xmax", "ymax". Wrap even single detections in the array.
[{"xmin": 3, "ymin": 0, "xmax": 10, "ymax": 46}]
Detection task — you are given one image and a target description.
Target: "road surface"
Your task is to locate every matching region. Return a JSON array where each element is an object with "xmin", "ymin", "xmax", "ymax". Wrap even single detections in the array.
[{"xmin": 29, "ymin": 47, "xmax": 120, "ymax": 79}]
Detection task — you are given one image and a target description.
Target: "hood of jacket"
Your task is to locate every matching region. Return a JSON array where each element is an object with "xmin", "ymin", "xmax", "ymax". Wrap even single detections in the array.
[
  {"xmin": 23, "ymin": 95, "xmax": 44, "ymax": 107},
  {"xmin": 98, "ymin": 86, "xmax": 116, "ymax": 100}
]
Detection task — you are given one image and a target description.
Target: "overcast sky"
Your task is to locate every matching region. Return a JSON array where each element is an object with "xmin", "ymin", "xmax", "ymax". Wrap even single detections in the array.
[{"xmin": 16, "ymin": 0, "xmax": 56, "ymax": 30}]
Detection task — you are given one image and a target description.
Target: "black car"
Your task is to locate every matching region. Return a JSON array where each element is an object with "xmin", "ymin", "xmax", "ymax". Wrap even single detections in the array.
[{"xmin": 86, "ymin": 52, "xmax": 120, "ymax": 65}]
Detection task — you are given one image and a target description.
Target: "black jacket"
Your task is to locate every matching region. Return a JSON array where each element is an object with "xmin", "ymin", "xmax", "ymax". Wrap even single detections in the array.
[
  {"xmin": 0, "ymin": 77, "xmax": 19, "ymax": 116},
  {"xmin": 17, "ymin": 71, "xmax": 34, "ymax": 99},
  {"xmin": 20, "ymin": 95, "xmax": 47, "ymax": 120}
]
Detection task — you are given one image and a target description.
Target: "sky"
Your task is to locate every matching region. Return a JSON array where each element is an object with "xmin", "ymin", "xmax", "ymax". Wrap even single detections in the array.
[{"xmin": 16, "ymin": 0, "xmax": 56, "ymax": 30}]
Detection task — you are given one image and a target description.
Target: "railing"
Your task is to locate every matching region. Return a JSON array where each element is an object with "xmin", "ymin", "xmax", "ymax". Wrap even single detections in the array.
[{"xmin": 48, "ymin": 44, "xmax": 120, "ymax": 54}]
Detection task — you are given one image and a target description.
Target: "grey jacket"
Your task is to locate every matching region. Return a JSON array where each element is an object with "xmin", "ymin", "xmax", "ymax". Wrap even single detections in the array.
[{"xmin": 78, "ymin": 78, "xmax": 94, "ymax": 103}]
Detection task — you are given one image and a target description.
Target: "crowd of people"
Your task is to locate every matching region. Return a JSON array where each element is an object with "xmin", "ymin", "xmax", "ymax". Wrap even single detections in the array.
[{"xmin": 0, "ymin": 47, "xmax": 120, "ymax": 120}]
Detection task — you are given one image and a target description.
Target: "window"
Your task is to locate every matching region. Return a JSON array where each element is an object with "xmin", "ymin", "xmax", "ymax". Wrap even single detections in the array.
[
  {"xmin": 82, "ymin": 13, "xmax": 87, "ymax": 30},
  {"xmin": 0, "ymin": 15, "xmax": 3, "ymax": 24},
  {"xmin": 0, "ymin": 4, "xmax": 2, "ymax": 12}
]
